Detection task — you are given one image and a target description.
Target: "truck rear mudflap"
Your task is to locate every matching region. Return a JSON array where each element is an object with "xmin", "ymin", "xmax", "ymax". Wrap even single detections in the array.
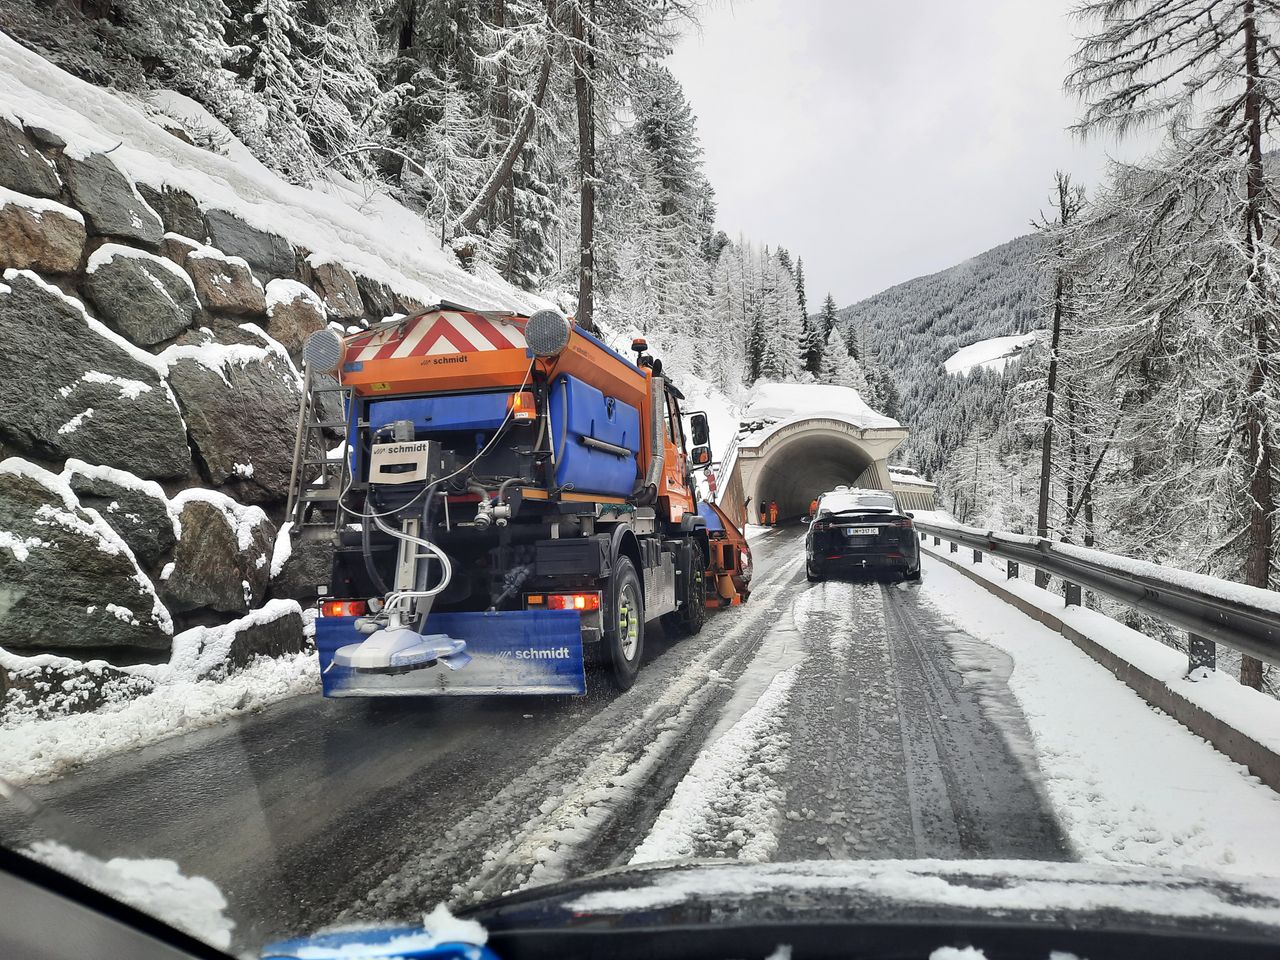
[{"xmin": 316, "ymin": 610, "xmax": 586, "ymax": 697}]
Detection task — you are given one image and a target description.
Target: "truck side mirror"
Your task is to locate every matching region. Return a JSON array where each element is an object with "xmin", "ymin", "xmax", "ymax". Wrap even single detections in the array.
[
  {"xmin": 688, "ymin": 412, "xmax": 709, "ymax": 447},
  {"xmin": 691, "ymin": 445, "xmax": 711, "ymax": 467}
]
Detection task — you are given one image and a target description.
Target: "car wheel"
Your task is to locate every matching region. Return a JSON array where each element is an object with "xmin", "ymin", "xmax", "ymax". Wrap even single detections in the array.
[
  {"xmin": 905, "ymin": 566, "xmax": 922, "ymax": 583},
  {"xmin": 806, "ymin": 560, "xmax": 824, "ymax": 583},
  {"xmin": 605, "ymin": 556, "xmax": 644, "ymax": 690},
  {"xmin": 662, "ymin": 540, "xmax": 707, "ymax": 638}
]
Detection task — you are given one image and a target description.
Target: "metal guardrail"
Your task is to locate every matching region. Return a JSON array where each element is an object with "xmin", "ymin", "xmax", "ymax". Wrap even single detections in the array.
[{"xmin": 914, "ymin": 519, "xmax": 1280, "ymax": 672}]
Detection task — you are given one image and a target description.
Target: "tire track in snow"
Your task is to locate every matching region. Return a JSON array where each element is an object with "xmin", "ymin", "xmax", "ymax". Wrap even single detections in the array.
[{"xmin": 346, "ymin": 536, "xmax": 806, "ymax": 915}]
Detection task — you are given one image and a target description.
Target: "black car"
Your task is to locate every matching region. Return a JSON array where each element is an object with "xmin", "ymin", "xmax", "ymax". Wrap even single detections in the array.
[{"xmin": 805, "ymin": 488, "xmax": 921, "ymax": 583}]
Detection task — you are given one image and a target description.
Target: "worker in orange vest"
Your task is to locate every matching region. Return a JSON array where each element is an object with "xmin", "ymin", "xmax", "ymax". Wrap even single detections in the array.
[
  {"xmin": 759, "ymin": 506, "xmax": 768, "ymax": 525},
  {"xmin": 809, "ymin": 497, "xmax": 819, "ymax": 518},
  {"xmin": 768, "ymin": 500, "xmax": 778, "ymax": 526}
]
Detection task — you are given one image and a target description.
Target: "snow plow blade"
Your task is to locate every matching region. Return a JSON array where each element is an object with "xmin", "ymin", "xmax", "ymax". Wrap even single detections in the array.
[{"xmin": 316, "ymin": 610, "xmax": 586, "ymax": 697}]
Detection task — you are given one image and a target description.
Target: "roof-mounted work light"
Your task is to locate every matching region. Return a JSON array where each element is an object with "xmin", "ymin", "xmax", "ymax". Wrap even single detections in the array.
[
  {"xmin": 302, "ymin": 328, "xmax": 345, "ymax": 374},
  {"xmin": 525, "ymin": 309, "xmax": 572, "ymax": 357}
]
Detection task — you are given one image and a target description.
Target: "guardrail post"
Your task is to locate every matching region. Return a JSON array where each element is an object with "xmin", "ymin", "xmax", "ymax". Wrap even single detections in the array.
[
  {"xmin": 949, "ymin": 541, "xmax": 958, "ymax": 554},
  {"xmin": 1187, "ymin": 633, "xmax": 1216, "ymax": 676},
  {"xmin": 973, "ymin": 548, "xmax": 982, "ymax": 564},
  {"xmin": 1064, "ymin": 581, "xmax": 1081, "ymax": 607},
  {"xmin": 1007, "ymin": 560, "xmax": 1018, "ymax": 580}
]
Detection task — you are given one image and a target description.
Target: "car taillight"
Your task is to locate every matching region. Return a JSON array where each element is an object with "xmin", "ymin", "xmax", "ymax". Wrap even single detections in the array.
[
  {"xmin": 320, "ymin": 600, "xmax": 368, "ymax": 618},
  {"xmin": 893, "ymin": 518, "xmax": 914, "ymax": 529},
  {"xmin": 544, "ymin": 592, "xmax": 601, "ymax": 611},
  {"xmin": 509, "ymin": 390, "xmax": 536, "ymax": 422}
]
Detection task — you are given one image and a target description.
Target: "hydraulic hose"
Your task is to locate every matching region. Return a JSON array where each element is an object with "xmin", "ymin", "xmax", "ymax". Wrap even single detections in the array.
[{"xmin": 361, "ymin": 493, "xmax": 390, "ymax": 596}]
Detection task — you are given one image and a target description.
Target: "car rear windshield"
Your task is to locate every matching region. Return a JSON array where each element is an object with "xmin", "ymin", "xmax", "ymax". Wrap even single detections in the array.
[{"xmin": 819, "ymin": 493, "xmax": 896, "ymax": 515}]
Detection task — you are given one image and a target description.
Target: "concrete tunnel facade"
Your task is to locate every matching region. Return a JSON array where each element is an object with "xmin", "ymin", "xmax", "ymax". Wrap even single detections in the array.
[{"xmin": 718, "ymin": 417, "xmax": 909, "ymax": 528}]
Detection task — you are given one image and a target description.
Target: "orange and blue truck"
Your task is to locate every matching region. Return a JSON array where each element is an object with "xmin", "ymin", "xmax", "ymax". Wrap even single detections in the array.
[{"xmin": 287, "ymin": 303, "xmax": 751, "ymax": 697}]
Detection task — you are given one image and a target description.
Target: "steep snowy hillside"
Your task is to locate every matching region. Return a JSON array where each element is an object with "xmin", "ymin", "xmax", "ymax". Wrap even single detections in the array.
[{"xmin": 834, "ymin": 232, "xmax": 1041, "ymax": 475}]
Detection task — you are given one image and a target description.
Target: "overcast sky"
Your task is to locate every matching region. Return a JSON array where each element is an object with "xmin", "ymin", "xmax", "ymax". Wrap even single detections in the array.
[{"xmin": 667, "ymin": 0, "xmax": 1154, "ymax": 307}]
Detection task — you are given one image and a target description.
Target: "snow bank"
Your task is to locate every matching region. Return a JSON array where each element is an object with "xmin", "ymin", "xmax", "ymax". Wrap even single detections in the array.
[
  {"xmin": 0, "ymin": 32, "xmax": 546, "ymax": 315},
  {"xmin": 26, "ymin": 840, "xmax": 234, "ymax": 950},
  {"xmin": 943, "ymin": 332, "xmax": 1037, "ymax": 376},
  {"xmin": 917, "ymin": 549, "xmax": 1280, "ymax": 877},
  {"xmin": 0, "ymin": 644, "xmax": 317, "ymax": 785}
]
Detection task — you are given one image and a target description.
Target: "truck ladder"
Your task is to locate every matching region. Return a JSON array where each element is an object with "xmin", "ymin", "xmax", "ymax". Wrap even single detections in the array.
[{"xmin": 286, "ymin": 364, "xmax": 353, "ymax": 533}]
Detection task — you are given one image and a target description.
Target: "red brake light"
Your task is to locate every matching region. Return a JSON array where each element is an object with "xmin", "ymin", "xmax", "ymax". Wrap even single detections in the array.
[
  {"xmin": 509, "ymin": 391, "xmax": 536, "ymax": 422},
  {"xmin": 893, "ymin": 518, "xmax": 914, "ymax": 529},
  {"xmin": 321, "ymin": 600, "xmax": 368, "ymax": 618},
  {"xmin": 546, "ymin": 592, "xmax": 601, "ymax": 611}
]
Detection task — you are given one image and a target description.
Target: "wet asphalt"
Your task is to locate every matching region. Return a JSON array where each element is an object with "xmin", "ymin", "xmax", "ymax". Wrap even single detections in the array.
[{"xmin": 10, "ymin": 525, "xmax": 1069, "ymax": 951}]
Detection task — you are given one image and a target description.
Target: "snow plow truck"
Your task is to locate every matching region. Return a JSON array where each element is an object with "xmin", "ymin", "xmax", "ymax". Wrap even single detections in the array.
[{"xmin": 287, "ymin": 303, "xmax": 752, "ymax": 697}]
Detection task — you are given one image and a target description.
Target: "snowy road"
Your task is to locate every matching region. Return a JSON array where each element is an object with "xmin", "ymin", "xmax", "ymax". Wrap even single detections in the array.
[{"xmin": 13, "ymin": 526, "xmax": 1069, "ymax": 947}]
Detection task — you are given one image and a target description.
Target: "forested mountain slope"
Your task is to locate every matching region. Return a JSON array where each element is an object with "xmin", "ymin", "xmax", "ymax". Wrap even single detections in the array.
[{"xmin": 834, "ymin": 233, "xmax": 1041, "ymax": 476}]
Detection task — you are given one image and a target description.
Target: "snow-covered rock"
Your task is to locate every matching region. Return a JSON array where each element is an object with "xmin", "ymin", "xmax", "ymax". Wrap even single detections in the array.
[
  {"xmin": 271, "ymin": 529, "xmax": 337, "ymax": 603},
  {"xmin": 0, "ymin": 270, "xmax": 190, "ymax": 478},
  {"xmin": 265, "ymin": 278, "xmax": 327, "ymax": 356},
  {"xmin": 135, "ymin": 182, "xmax": 206, "ymax": 242},
  {"xmin": 161, "ymin": 490, "xmax": 274, "ymax": 615},
  {"xmin": 85, "ymin": 243, "xmax": 199, "ymax": 346},
  {"xmin": 183, "ymin": 242, "xmax": 266, "ymax": 315},
  {"xmin": 0, "ymin": 186, "xmax": 85, "ymax": 273},
  {"xmin": 162, "ymin": 327, "xmax": 306, "ymax": 500},
  {"xmin": 56, "ymin": 150, "xmax": 163, "ymax": 245},
  {"xmin": 0, "ymin": 458, "xmax": 172, "ymax": 651},
  {"xmin": 0, "ymin": 117, "xmax": 61, "ymax": 199},
  {"xmin": 204, "ymin": 207, "xmax": 294, "ymax": 281},
  {"xmin": 306, "ymin": 255, "xmax": 364, "ymax": 319},
  {"xmin": 1, "ymin": 649, "xmax": 155, "ymax": 723},
  {"xmin": 62, "ymin": 459, "xmax": 177, "ymax": 567}
]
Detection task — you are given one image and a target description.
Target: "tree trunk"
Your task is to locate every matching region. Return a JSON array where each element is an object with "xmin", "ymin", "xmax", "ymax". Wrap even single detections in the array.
[
  {"xmin": 456, "ymin": 0, "xmax": 556, "ymax": 236},
  {"xmin": 1240, "ymin": 2, "xmax": 1273, "ymax": 689},
  {"xmin": 571, "ymin": 0, "xmax": 597, "ymax": 333},
  {"xmin": 1036, "ymin": 173, "xmax": 1075, "ymax": 588}
]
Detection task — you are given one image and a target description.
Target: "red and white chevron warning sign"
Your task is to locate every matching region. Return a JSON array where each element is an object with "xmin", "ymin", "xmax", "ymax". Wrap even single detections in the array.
[{"xmin": 349, "ymin": 311, "xmax": 528, "ymax": 362}]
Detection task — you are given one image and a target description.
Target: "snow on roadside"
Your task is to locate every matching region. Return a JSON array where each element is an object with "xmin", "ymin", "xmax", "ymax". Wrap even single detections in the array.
[
  {"xmin": 26, "ymin": 840, "xmax": 235, "ymax": 950},
  {"xmin": 631, "ymin": 664, "xmax": 799, "ymax": 865},
  {"xmin": 917, "ymin": 552, "xmax": 1280, "ymax": 877},
  {"xmin": 0, "ymin": 647, "xmax": 318, "ymax": 786}
]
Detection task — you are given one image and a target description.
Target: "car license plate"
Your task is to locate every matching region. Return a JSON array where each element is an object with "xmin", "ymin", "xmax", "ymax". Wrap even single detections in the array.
[{"xmin": 844, "ymin": 526, "xmax": 877, "ymax": 537}]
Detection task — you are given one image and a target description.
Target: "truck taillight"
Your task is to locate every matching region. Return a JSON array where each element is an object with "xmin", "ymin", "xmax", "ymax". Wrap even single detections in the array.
[
  {"xmin": 545, "ymin": 592, "xmax": 601, "ymax": 611},
  {"xmin": 320, "ymin": 600, "xmax": 368, "ymax": 618},
  {"xmin": 509, "ymin": 390, "xmax": 536, "ymax": 422}
]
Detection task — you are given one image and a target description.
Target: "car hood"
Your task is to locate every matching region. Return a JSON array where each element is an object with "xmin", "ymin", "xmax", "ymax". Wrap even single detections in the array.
[{"xmin": 466, "ymin": 857, "xmax": 1280, "ymax": 937}]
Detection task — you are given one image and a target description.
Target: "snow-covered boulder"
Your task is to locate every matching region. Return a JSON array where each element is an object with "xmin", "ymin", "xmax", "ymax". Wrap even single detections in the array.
[
  {"xmin": 265, "ymin": 279, "xmax": 327, "ymax": 356},
  {"xmin": 204, "ymin": 208, "xmax": 294, "ymax": 281},
  {"xmin": 306, "ymin": 256, "xmax": 364, "ymax": 319},
  {"xmin": 161, "ymin": 327, "xmax": 306, "ymax": 500},
  {"xmin": 161, "ymin": 490, "xmax": 274, "ymax": 615},
  {"xmin": 183, "ymin": 243, "xmax": 266, "ymax": 315},
  {"xmin": 63, "ymin": 459, "xmax": 177, "ymax": 567},
  {"xmin": 0, "ymin": 118, "xmax": 61, "ymax": 199},
  {"xmin": 0, "ymin": 271, "xmax": 190, "ymax": 479},
  {"xmin": 357, "ymin": 274, "xmax": 397, "ymax": 319},
  {"xmin": 0, "ymin": 459, "xmax": 172, "ymax": 652},
  {"xmin": 271, "ymin": 527, "xmax": 336, "ymax": 603},
  {"xmin": 55, "ymin": 151, "xmax": 163, "ymax": 245},
  {"xmin": 135, "ymin": 183, "xmax": 206, "ymax": 242},
  {"xmin": 0, "ymin": 187, "xmax": 85, "ymax": 273},
  {"xmin": 85, "ymin": 244, "xmax": 200, "ymax": 346},
  {"xmin": 1, "ymin": 650, "xmax": 154, "ymax": 723}
]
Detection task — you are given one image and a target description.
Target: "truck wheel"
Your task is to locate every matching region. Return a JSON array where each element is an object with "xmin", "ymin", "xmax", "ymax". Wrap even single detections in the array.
[
  {"xmin": 605, "ymin": 556, "xmax": 644, "ymax": 690},
  {"xmin": 662, "ymin": 541, "xmax": 707, "ymax": 638}
]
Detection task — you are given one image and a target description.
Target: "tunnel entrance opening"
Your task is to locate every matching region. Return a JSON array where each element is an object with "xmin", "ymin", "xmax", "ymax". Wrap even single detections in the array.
[{"xmin": 752, "ymin": 433, "xmax": 876, "ymax": 522}]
